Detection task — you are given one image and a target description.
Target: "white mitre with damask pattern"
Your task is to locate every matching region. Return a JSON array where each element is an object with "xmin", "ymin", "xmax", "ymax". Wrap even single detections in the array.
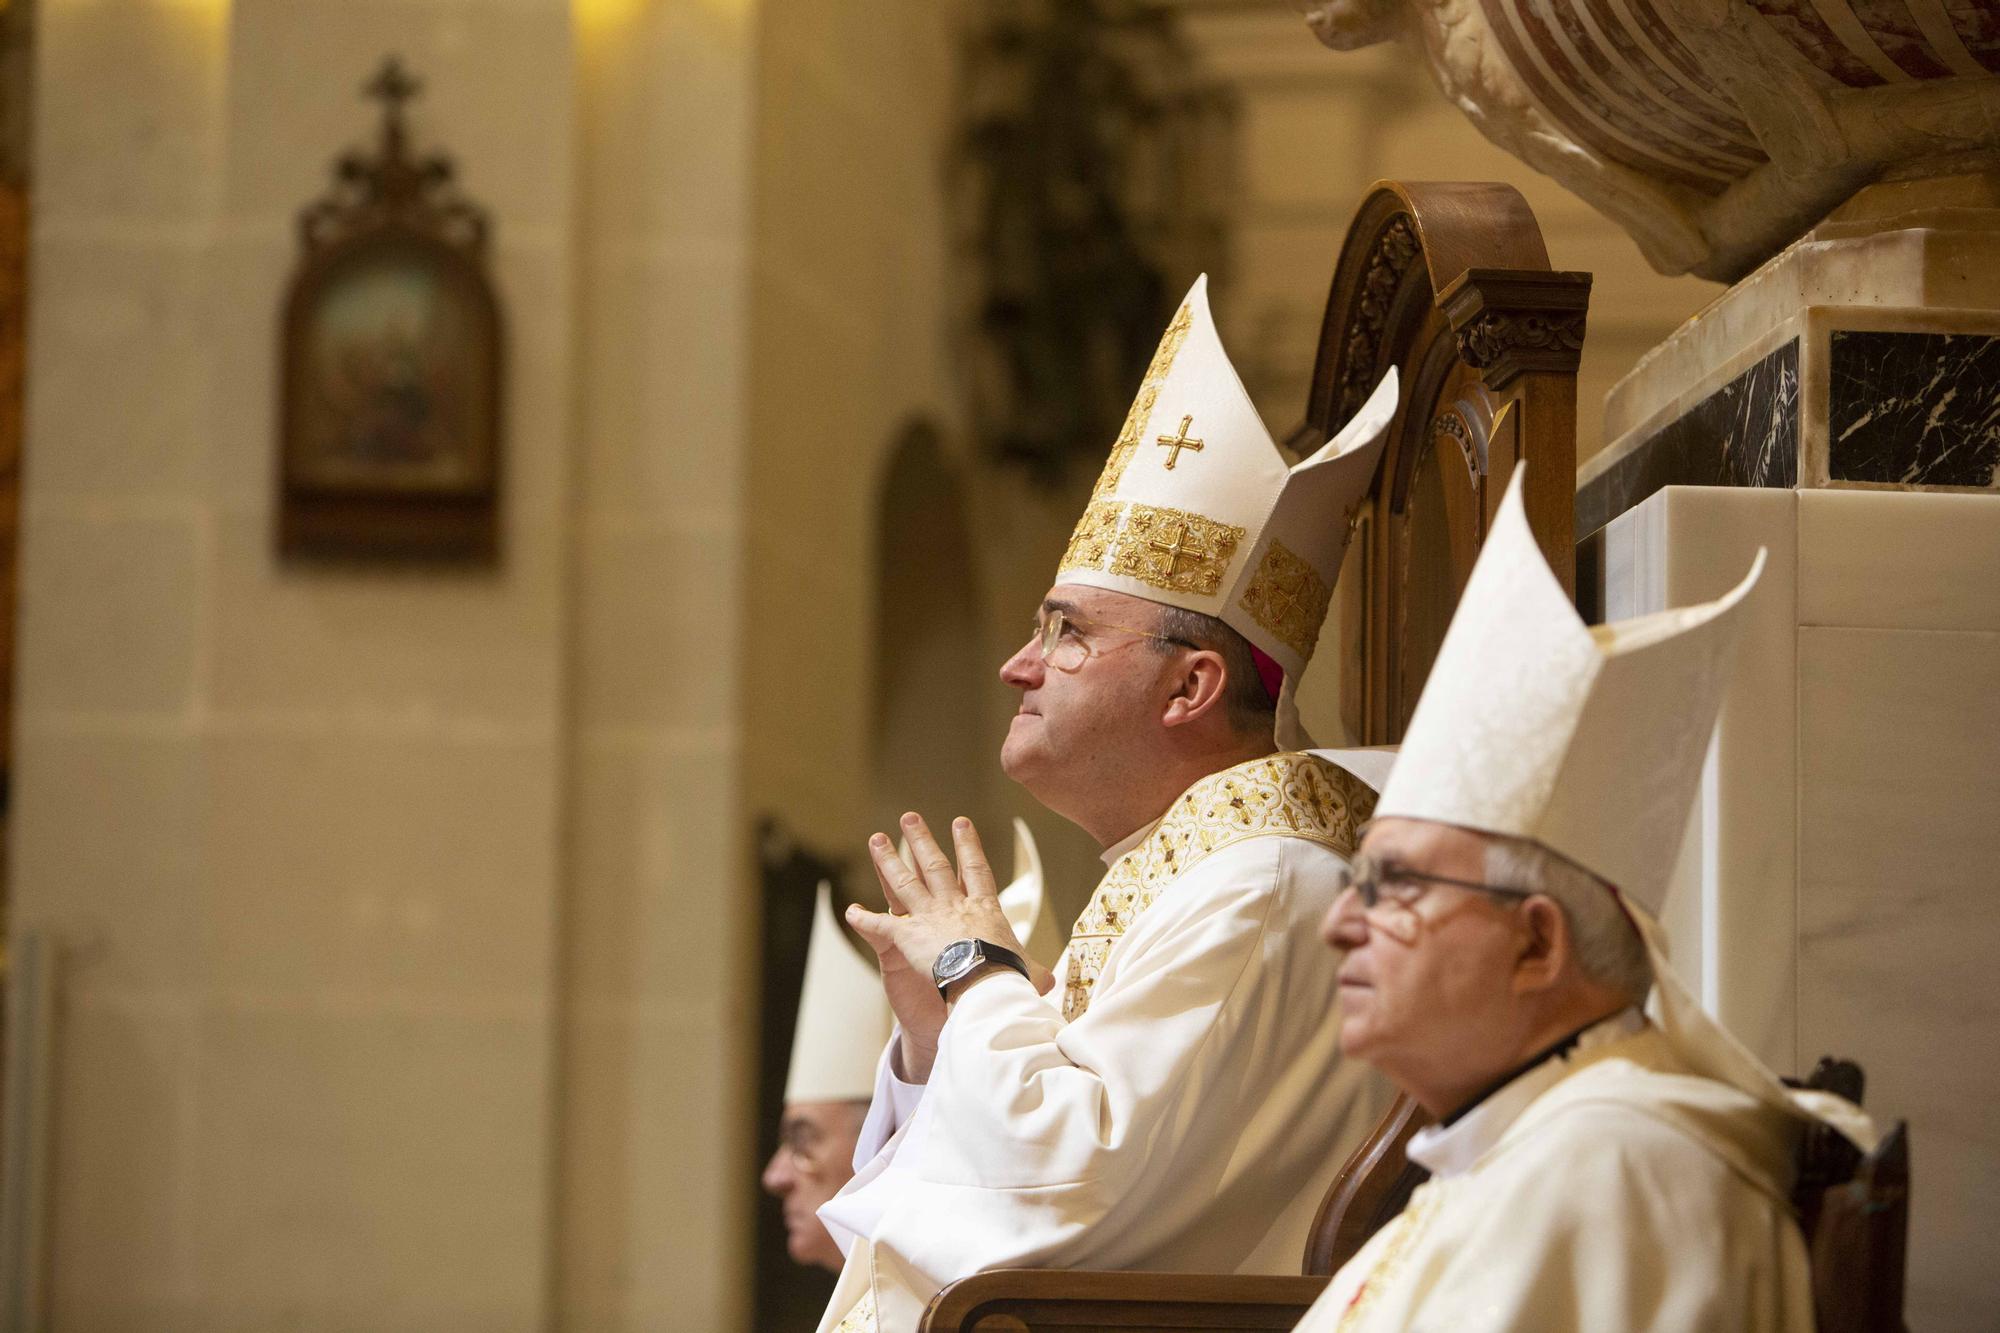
[
  {"xmin": 1375, "ymin": 466, "xmax": 1764, "ymax": 916},
  {"xmin": 785, "ymin": 881, "xmax": 893, "ymax": 1104},
  {"xmin": 1057, "ymin": 275, "xmax": 1399, "ymax": 745}
]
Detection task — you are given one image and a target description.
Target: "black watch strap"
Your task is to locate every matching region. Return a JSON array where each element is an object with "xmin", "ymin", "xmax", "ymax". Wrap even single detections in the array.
[{"xmin": 933, "ymin": 939, "xmax": 1031, "ymax": 999}]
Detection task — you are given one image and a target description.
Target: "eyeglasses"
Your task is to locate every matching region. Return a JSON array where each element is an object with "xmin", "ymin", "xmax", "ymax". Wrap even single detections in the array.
[
  {"xmin": 1332, "ymin": 853, "xmax": 1533, "ymax": 942},
  {"xmin": 777, "ymin": 1122, "xmax": 838, "ymax": 1176},
  {"xmin": 1033, "ymin": 608, "xmax": 1194, "ymax": 672}
]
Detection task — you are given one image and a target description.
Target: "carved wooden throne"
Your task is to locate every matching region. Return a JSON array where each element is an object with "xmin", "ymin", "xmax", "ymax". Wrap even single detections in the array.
[
  {"xmin": 916, "ymin": 180, "xmax": 1591, "ymax": 1331},
  {"xmin": 1305, "ymin": 181, "xmax": 1589, "ymax": 745}
]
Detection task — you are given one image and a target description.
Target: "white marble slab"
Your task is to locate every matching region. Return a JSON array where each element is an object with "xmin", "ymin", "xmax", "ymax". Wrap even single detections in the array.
[
  {"xmin": 1600, "ymin": 484, "xmax": 2000, "ymax": 1325},
  {"xmin": 1796, "ymin": 623, "xmax": 2000, "ymax": 1331},
  {"xmin": 1798, "ymin": 489, "xmax": 2000, "ymax": 633},
  {"xmin": 1599, "ymin": 487, "xmax": 1801, "ymax": 1071}
]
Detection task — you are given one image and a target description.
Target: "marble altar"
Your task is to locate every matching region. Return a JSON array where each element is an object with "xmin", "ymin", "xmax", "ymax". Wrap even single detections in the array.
[
  {"xmin": 1578, "ymin": 172, "xmax": 2000, "ymax": 533},
  {"xmin": 1589, "ymin": 484, "xmax": 2000, "ymax": 1331}
]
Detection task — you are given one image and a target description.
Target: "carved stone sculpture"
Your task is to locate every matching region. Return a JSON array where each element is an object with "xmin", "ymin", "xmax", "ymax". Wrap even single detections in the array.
[{"xmin": 1298, "ymin": 0, "xmax": 2000, "ymax": 281}]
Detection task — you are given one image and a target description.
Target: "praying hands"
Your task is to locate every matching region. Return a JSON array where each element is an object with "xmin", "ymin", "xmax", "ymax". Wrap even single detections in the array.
[{"xmin": 845, "ymin": 813, "xmax": 1054, "ymax": 1082}]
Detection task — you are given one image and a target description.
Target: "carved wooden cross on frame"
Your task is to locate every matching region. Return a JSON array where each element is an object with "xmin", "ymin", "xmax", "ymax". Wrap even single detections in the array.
[
  {"xmin": 1154, "ymin": 415, "xmax": 1204, "ymax": 470},
  {"xmin": 367, "ymin": 56, "xmax": 422, "ymax": 122}
]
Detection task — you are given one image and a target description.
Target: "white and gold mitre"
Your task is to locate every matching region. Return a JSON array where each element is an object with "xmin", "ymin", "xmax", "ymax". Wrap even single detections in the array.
[
  {"xmin": 1375, "ymin": 467, "xmax": 1764, "ymax": 915},
  {"xmin": 785, "ymin": 880, "xmax": 893, "ymax": 1105},
  {"xmin": 997, "ymin": 817, "xmax": 1062, "ymax": 970},
  {"xmin": 1056, "ymin": 274, "xmax": 1399, "ymax": 686}
]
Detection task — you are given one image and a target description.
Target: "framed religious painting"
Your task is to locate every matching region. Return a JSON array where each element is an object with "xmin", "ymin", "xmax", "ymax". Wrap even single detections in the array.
[{"xmin": 278, "ymin": 59, "xmax": 504, "ymax": 563}]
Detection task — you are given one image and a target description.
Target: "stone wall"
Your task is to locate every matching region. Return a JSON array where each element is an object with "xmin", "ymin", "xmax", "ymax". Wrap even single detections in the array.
[
  {"xmin": 15, "ymin": 0, "xmax": 575, "ymax": 1325},
  {"xmin": 557, "ymin": 0, "xmax": 757, "ymax": 1326}
]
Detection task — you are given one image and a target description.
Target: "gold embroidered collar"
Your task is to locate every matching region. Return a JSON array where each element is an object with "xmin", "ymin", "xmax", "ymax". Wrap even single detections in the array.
[{"xmin": 1061, "ymin": 751, "xmax": 1375, "ymax": 1021}]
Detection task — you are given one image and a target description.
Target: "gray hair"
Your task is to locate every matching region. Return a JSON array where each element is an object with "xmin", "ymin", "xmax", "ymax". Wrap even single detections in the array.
[
  {"xmin": 1484, "ymin": 837, "xmax": 1653, "ymax": 1005},
  {"xmin": 1147, "ymin": 605, "xmax": 1276, "ymax": 736}
]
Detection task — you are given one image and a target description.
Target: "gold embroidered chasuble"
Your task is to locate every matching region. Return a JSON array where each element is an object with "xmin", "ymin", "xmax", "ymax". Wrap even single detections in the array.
[
  {"xmin": 830, "ymin": 1289, "xmax": 876, "ymax": 1333},
  {"xmin": 1063, "ymin": 751, "xmax": 1375, "ymax": 1022},
  {"xmin": 822, "ymin": 752, "xmax": 1377, "ymax": 1333}
]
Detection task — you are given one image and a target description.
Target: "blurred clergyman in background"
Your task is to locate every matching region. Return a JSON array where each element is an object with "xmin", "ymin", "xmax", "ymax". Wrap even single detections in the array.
[
  {"xmin": 763, "ymin": 879, "xmax": 889, "ymax": 1271},
  {"xmin": 764, "ymin": 823, "xmax": 1054, "ymax": 1271}
]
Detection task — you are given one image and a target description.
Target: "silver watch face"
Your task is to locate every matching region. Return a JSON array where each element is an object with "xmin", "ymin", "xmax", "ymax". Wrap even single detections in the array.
[{"xmin": 935, "ymin": 939, "xmax": 979, "ymax": 981}]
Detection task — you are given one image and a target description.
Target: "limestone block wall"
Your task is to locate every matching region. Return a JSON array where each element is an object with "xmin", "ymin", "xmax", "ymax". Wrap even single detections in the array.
[
  {"xmin": 13, "ymin": 0, "xmax": 579, "ymax": 1326},
  {"xmin": 11, "ymin": 0, "xmax": 600, "ymax": 1320},
  {"xmin": 557, "ymin": 0, "xmax": 756, "ymax": 1326}
]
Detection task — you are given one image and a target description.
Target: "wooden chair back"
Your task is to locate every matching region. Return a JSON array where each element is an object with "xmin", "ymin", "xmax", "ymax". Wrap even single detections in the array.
[
  {"xmin": 1302, "ymin": 1093, "xmax": 1429, "ymax": 1275},
  {"xmin": 1300, "ymin": 180, "xmax": 1590, "ymax": 745},
  {"xmin": 1790, "ymin": 1058, "xmax": 1912, "ymax": 1333},
  {"xmin": 1296, "ymin": 179, "xmax": 1588, "ymax": 1278}
]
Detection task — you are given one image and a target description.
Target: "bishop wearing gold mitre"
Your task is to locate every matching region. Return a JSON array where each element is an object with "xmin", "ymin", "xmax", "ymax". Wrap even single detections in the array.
[
  {"xmin": 814, "ymin": 276, "xmax": 1402, "ymax": 1331},
  {"xmin": 1296, "ymin": 471, "xmax": 1876, "ymax": 1331}
]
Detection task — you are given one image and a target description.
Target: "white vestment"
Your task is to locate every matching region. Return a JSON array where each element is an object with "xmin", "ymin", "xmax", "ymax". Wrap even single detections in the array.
[
  {"xmin": 816, "ymin": 752, "xmax": 1392, "ymax": 1332},
  {"xmin": 1297, "ymin": 1010, "xmax": 1813, "ymax": 1333}
]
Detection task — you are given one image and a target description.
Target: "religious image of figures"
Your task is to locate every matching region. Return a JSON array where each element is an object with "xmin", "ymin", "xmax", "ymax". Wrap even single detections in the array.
[
  {"xmin": 290, "ymin": 238, "xmax": 492, "ymax": 494},
  {"xmin": 276, "ymin": 58, "xmax": 503, "ymax": 562}
]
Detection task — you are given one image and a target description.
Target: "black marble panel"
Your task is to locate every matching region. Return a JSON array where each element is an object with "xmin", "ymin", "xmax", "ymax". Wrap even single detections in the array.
[
  {"xmin": 1828, "ymin": 330, "xmax": 2000, "ymax": 488},
  {"xmin": 1576, "ymin": 339, "xmax": 1799, "ymax": 537}
]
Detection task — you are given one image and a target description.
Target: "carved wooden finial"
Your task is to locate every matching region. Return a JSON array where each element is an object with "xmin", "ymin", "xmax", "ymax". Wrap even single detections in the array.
[{"xmin": 365, "ymin": 56, "xmax": 422, "ymax": 122}]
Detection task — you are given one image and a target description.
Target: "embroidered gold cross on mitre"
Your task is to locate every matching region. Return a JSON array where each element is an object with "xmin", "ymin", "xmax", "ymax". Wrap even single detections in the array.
[
  {"xmin": 1154, "ymin": 415, "xmax": 1204, "ymax": 469},
  {"xmin": 1149, "ymin": 521, "xmax": 1209, "ymax": 579},
  {"xmin": 1263, "ymin": 573, "xmax": 1309, "ymax": 622}
]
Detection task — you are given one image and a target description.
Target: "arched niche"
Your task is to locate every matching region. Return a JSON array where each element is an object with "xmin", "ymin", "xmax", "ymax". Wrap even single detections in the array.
[{"xmin": 867, "ymin": 419, "xmax": 996, "ymax": 900}]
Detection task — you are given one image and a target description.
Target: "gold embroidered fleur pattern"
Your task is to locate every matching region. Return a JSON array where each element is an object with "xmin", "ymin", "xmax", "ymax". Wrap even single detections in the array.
[
  {"xmin": 1060, "ymin": 500, "xmax": 1244, "ymax": 598},
  {"xmin": 1059, "ymin": 500, "xmax": 1121, "ymax": 572},
  {"xmin": 1092, "ymin": 397, "xmax": 1148, "ymax": 502},
  {"xmin": 1062, "ymin": 752, "xmax": 1376, "ymax": 1022},
  {"xmin": 832, "ymin": 1288, "xmax": 877, "ymax": 1333},
  {"xmin": 1091, "ymin": 302, "xmax": 1194, "ymax": 501},
  {"xmin": 1335, "ymin": 1185, "xmax": 1440, "ymax": 1332},
  {"xmin": 1238, "ymin": 539, "xmax": 1334, "ymax": 661}
]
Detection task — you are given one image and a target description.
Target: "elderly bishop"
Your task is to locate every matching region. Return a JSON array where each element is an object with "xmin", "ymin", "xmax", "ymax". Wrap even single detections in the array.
[
  {"xmin": 818, "ymin": 277, "xmax": 1402, "ymax": 1331},
  {"xmin": 1296, "ymin": 471, "xmax": 1876, "ymax": 1331}
]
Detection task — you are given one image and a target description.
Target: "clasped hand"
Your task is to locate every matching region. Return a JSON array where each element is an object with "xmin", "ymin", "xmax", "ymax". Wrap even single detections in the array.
[{"xmin": 846, "ymin": 813, "xmax": 1054, "ymax": 1083}]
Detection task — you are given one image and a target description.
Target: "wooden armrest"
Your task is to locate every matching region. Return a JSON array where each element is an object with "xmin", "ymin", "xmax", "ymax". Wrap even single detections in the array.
[{"xmin": 922, "ymin": 1269, "xmax": 1330, "ymax": 1331}]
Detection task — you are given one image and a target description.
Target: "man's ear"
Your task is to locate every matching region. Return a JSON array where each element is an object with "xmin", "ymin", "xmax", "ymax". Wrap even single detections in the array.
[
  {"xmin": 1160, "ymin": 647, "xmax": 1231, "ymax": 729},
  {"xmin": 1512, "ymin": 896, "xmax": 1568, "ymax": 995}
]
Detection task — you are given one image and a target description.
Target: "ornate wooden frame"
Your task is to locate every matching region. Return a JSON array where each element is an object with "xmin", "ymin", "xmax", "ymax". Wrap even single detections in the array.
[{"xmin": 278, "ymin": 59, "xmax": 504, "ymax": 563}]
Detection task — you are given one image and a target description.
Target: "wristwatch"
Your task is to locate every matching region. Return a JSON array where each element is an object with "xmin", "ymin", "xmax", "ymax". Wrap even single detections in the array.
[{"xmin": 932, "ymin": 938, "xmax": 1031, "ymax": 999}]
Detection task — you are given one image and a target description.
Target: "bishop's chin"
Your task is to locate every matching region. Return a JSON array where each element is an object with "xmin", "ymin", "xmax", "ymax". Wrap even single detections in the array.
[
  {"xmin": 999, "ymin": 726, "xmax": 1043, "ymax": 779},
  {"xmin": 1335, "ymin": 1010, "xmax": 1380, "ymax": 1061}
]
